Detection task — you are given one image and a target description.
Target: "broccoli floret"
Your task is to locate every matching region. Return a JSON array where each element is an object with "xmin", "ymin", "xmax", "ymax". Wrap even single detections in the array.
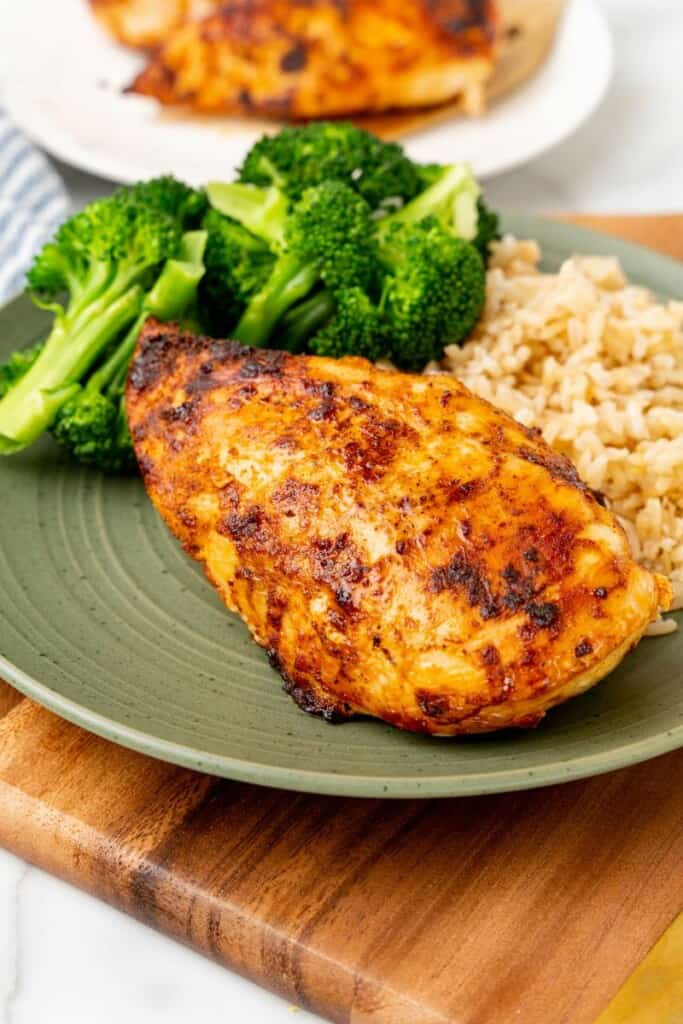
[
  {"xmin": 238, "ymin": 122, "xmax": 422, "ymax": 210},
  {"xmin": 52, "ymin": 336, "xmax": 135, "ymax": 474},
  {"xmin": 0, "ymin": 342, "xmax": 44, "ymax": 399},
  {"xmin": 207, "ymin": 145, "xmax": 495, "ymax": 361},
  {"xmin": 54, "ymin": 391, "xmax": 133, "ymax": 473},
  {"xmin": 307, "ymin": 287, "xmax": 389, "ymax": 362},
  {"xmin": 52, "ymin": 229, "xmax": 207, "ymax": 472},
  {"xmin": 276, "ymin": 212, "xmax": 485, "ymax": 367},
  {"xmin": 280, "ymin": 223, "xmax": 485, "ymax": 370},
  {"xmin": 198, "ymin": 209, "xmax": 275, "ymax": 335},
  {"xmin": 125, "ymin": 176, "xmax": 207, "ymax": 227},
  {"xmin": 378, "ymin": 218, "xmax": 486, "ymax": 369},
  {"xmin": 207, "ymin": 180, "xmax": 377, "ymax": 348},
  {"xmin": 285, "ymin": 180, "xmax": 376, "ymax": 291},
  {"xmin": 0, "ymin": 178, "xmax": 205, "ymax": 456}
]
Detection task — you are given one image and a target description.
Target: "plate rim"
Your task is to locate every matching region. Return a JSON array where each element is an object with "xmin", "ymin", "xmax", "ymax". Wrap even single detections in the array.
[
  {"xmin": 0, "ymin": 212, "xmax": 681, "ymax": 799},
  {"xmin": 2, "ymin": 647, "xmax": 682, "ymax": 798},
  {"xmin": 0, "ymin": 0, "xmax": 613, "ymax": 184}
]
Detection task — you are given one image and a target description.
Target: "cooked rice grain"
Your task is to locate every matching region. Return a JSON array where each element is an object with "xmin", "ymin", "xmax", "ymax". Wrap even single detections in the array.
[{"xmin": 441, "ymin": 237, "xmax": 683, "ymax": 618}]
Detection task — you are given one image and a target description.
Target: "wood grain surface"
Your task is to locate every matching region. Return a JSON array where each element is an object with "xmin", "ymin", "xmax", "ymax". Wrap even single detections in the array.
[{"xmin": 1, "ymin": 215, "xmax": 682, "ymax": 1024}]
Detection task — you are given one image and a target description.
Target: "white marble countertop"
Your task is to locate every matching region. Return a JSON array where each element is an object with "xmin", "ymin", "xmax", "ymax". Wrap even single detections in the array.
[{"xmin": 1, "ymin": 1, "xmax": 682, "ymax": 1021}]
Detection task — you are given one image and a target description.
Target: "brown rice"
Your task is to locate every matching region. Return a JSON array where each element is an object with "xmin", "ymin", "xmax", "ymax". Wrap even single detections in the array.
[{"xmin": 438, "ymin": 237, "xmax": 683, "ymax": 625}]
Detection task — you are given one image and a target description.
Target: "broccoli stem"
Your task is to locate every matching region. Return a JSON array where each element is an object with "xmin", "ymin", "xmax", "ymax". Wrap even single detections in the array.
[
  {"xmin": 378, "ymin": 163, "xmax": 480, "ymax": 242},
  {"xmin": 71, "ymin": 237, "xmax": 204, "ymax": 343},
  {"xmin": 233, "ymin": 253, "xmax": 319, "ymax": 348},
  {"xmin": 206, "ymin": 182, "xmax": 288, "ymax": 250},
  {"xmin": 83, "ymin": 230, "xmax": 209, "ymax": 400},
  {"xmin": 145, "ymin": 230, "xmax": 208, "ymax": 321},
  {"xmin": 46, "ymin": 228, "xmax": 207, "ymax": 472},
  {"xmin": 52, "ymin": 261, "xmax": 149, "ymax": 354},
  {"xmin": 91, "ymin": 314, "xmax": 146, "ymax": 399},
  {"xmin": 251, "ymin": 155, "xmax": 287, "ymax": 191},
  {"xmin": 32, "ymin": 258, "xmax": 113, "ymax": 327},
  {"xmin": 0, "ymin": 286, "xmax": 144, "ymax": 453},
  {"xmin": 278, "ymin": 290, "xmax": 337, "ymax": 352},
  {"xmin": 109, "ymin": 360, "xmax": 132, "ymax": 400}
]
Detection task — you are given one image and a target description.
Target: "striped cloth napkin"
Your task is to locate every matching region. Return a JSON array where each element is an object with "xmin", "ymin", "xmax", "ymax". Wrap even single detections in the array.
[{"xmin": 0, "ymin": 109, "xmax": 69, "ymax": 303}]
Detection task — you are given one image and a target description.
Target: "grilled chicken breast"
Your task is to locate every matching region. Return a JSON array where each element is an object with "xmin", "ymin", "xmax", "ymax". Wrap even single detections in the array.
[
  {"xmin": 127, "ymin": 320, "xmax": 671, "ymax": 735},
  {"xmin": 128, "ymin": 0, "xmax": 498, "ymax": 118}
]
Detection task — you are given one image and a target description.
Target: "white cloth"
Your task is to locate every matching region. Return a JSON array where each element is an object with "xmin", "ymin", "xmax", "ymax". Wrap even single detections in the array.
[{"xmin": 0, "ymin": 110, "xmax": 68, "ymax": 302}]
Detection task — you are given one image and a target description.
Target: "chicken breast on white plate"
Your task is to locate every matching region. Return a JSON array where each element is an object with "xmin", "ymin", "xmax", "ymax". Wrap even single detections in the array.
[{"xmin": 128, "ymin": 0, "xmax": 499, "ymax": 118}]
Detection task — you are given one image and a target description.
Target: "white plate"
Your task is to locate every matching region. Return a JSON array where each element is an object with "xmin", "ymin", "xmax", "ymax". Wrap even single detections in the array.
[{"xmin": 1, "ymin": 0, "xmax": 612, "ymax": 185}]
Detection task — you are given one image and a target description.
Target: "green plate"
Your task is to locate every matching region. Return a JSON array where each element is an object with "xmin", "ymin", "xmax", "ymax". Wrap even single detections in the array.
[{"xmin": 1, "ymin": 213, "xmax": 681, "ymax": 798}]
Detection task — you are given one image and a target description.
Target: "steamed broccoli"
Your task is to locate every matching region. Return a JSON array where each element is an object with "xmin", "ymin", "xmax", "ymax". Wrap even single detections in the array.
[
  {"xmin": 416, "ymin": 163, "xmax": 498, "ymax": 262},
  {"xmin": 285, "ymin": 180, "xmax": 376, "ymax": 291},
  {"xmin": 379, "ymin": 162, "xmax": 481, "ymax": 243},
  {"xmin": 378, "ymin": 218, "xmax": 485, "ymax": 368},
  {"xmin": 278, "ymin": 290, "xmax": 337, "ymax": 353},
  {"xmin": 0, "ymin": 341, "xmax": 44, "ymax": 399},
  {"xmin": 280, "ymin": 218, "xmax": 486, "ymax": 369},
  {"xmin": 205, "ymin": 182, "xmax": 288, "ymax": 249},
  {"xmin": 51, "ymin": 327, "xmax": 135, "ymax": 473},
  {"xmin": 238, "ymin": 121, "xmax": 422, "ymax": 210},
  {"xmin": 52, "ymin": 229, "xmax": 207, "ymax": 472},
  {"xmin": 280, "ymin": 286, "xmax": 390, "ymax": 362},
  {"xmin": 0, "ymin": 177, "xmax": 205, "ymax": 456},
  {"xmin": 199, "ymin": 208, "xmax": 275, "ymax": 335},
  {"xmin": 208, "ymin": 145, "xmax": 493, "ymax": 360},
  {"xmin": 207, "ymin": 179, "xmax": 377, "ymax": 348},
  {"xmin": 0, "ymin": 129, "xmax": 498, "ymax": 475},
  {"xmin": 307, "ymin": 287, "xmax": 389, "ymax": 362},
  {"xmin": 124, "ymin": 176, "xmax": 207, "ymax": 227}
]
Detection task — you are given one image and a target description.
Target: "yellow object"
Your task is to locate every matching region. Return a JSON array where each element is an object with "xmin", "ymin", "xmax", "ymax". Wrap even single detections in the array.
[{"xmin": 597, "ymin": 915, "xmax": 683, "ymax": 1024}]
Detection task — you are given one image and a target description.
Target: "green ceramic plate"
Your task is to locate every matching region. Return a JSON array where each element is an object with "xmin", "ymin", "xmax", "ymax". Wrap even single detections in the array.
[{"xmin": 0, "ymin": 213, "xmax": 681, "ymax": 798}]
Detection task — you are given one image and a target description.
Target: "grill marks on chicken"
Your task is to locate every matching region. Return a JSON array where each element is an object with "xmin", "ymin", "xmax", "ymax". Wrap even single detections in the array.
[
  {"xmin": 127, "ymin": 320, "xmax": 671, "ymax": 735},
  {"xmin": 126, "ymin": 0, "xmax": 498, "ymax": 118}
]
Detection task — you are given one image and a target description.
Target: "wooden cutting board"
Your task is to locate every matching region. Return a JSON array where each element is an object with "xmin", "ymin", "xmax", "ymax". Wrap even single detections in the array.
[{"xmin": 1, "ymin": 215, "xmax": 682, "ymax": 1024}]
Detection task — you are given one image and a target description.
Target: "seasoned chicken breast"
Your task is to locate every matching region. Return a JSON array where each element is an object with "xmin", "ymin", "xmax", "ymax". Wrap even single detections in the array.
[
  {"xmin": 126, "ymin": 320, "xmax": 671, "ymax": 735},
  {"xmin": 89, "ymin": 0, "xmax": 217, "ymax": 50},
  {"xmin": 128, "ymin": 0, "xmax": 498, "ymax": 118}
]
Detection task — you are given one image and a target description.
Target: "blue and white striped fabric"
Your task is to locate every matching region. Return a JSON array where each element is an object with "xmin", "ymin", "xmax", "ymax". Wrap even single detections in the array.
[{"xmin": 0, "ymin": 109, "xmax": 69, "ymax": 303}]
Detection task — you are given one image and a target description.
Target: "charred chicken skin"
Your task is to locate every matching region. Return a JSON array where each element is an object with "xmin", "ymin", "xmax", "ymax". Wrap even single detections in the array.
[
  {"xmin": 126, "ymin": 320, "xmax": 671, "ymax": 735},
  {"xmin": 128, "ymin": 0, "xmax": 498, "ymax": 118}
]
